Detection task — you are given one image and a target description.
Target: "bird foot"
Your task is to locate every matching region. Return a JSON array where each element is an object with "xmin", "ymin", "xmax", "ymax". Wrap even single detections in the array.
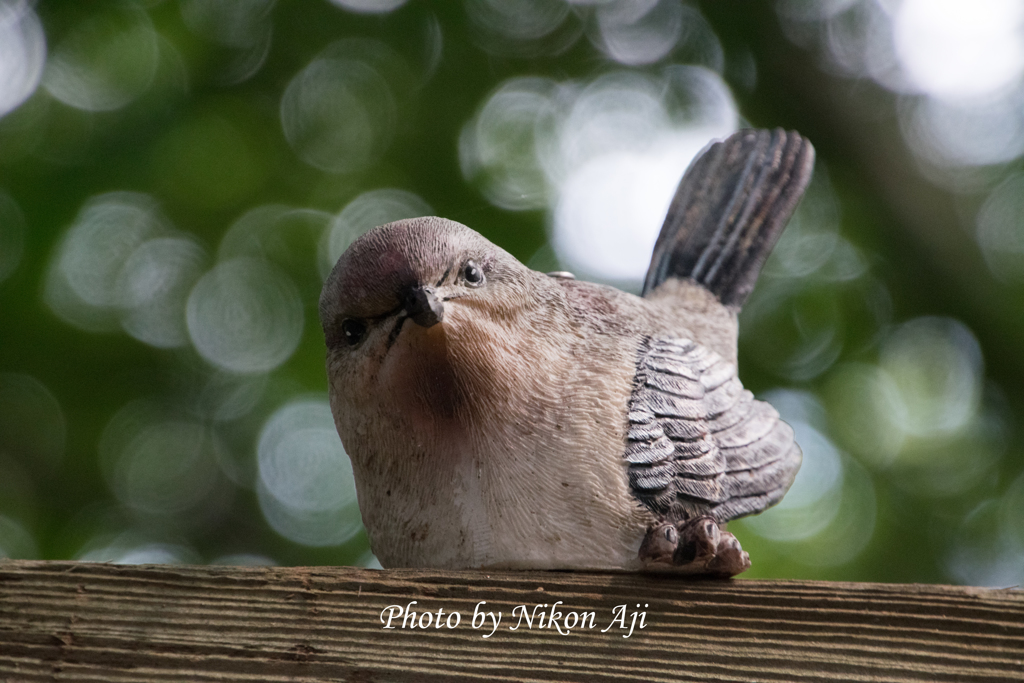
[{"xmin": 638, "ymin": 516, "xmax": 751, "ymax": 577}]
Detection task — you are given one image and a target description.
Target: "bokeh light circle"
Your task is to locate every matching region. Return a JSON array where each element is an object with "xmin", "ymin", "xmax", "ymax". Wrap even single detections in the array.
[
  {"xmin": 280, "ymin": 41, "xmax": 406, "ymax": 173},
  {"xmin": 553, "ymin": 147, "xmax": 687, "ymax": 284},
  {"xmin": 465, "ymin": 0, "xmax": 571, "ymax": 44},
  {"xmin": 187, "ymin": 257, "xmax": 304, "ymax": 374},
  {"xmin": 893, "ymin": 0, "xmax": 1024, "ymax": 101},
  {"xmin": 0, "ymin": 0, "xmax": 46, "ymax": 118},
  {"xmin": 45, "ymin": 192, "xmax": 169, "ymax": 332},
  {"xmin": 903, "ymin": 94, "xmax": 1024, "ymax": 169},
  {"xmin": 99, "ymin": 401, "xmax": 223, "ymax": 516},
  {"xmin": 257, "ymin": 398, "xmax": 361, "ymax": 546},
  {"xmin": 328, "ymin": 0, "xmax": 408, "ymax": 14},
  {"xmin": 43, "ymin": 3, "xmax": 160, "ymax": 111},
  {"xmin": 117, "ymin": 236, "xmax": 208, "ymax": 349},
  {"xmin": 258, "ymin": 399, "xmax": 356, "ymax": 512},
  {"xmin": 880, "ymin": 316, "xmax": 983, "ymax": 438},
  {"xmin": 825, "ymin": 362, "xmax": 907, "ymax": 467},
  {"xmin": 459, "ymin": 77, "xmax": 557, "ymax": 211},
  {"xmin": 593, "ymin": 0, "xmax": 684, "ymax": 66},
  {"xmin": 77, "ymin": 531, "xmax": 201, "ymax": 565},
  {"xmin": 180, "ymin": 0, "xmax": 276, "ymax": 48},
  {"xmin": 976, "ymin": 172, "xmax": 1024, "ymax": 282},
  {"xmin": 945, "ymin": 499, "xmax": 1023, "ymax": 587},
  {"xmin": 57, "ymin": 193, "xmax": 167, "ymax": 309},
  {"xmin": 198, "ymin": 371, "xmax": 268, "ymax": 424}
]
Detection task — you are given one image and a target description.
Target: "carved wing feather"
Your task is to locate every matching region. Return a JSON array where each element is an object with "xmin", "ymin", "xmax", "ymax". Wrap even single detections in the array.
[{"xmin": 625, "ymin": 337, "xmax": 801, "ymax": 524}]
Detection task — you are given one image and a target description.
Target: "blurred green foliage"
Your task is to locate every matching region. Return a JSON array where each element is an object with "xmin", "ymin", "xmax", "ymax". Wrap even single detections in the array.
[{"xmin": 1, "ymin": 0, "xmax": 1022, "ymax": 584}]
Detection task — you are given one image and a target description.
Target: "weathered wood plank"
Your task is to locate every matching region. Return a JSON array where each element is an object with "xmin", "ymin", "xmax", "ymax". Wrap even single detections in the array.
[{"xmin": 0, "ymin": 561, "xmax": 1021, "ymax": 682}]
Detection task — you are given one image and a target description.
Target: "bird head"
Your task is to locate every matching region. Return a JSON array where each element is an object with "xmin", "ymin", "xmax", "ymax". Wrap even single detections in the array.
[{"xmin": 319, "ymin": 217, "xmax": 543, "ymax": 439}]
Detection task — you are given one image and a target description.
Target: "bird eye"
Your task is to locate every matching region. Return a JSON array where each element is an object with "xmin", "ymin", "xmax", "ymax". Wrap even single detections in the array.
[
  {"xmin": 462, "ymin": 260, "xmax": 484, "ymax": 286},
  {"xmin": 341, "ymin": 319, "xmax": 366, "ymax": 346}
]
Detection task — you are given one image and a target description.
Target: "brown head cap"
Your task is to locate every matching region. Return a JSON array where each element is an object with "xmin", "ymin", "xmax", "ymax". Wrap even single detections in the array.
[{"xmin": 319, "ymin": 216, "xmax": 527, "ymax": 348}]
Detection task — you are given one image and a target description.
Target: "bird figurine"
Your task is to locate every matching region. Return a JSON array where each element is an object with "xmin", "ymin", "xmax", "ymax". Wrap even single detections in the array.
[{"xmin": 320, "ymin": 128, "xmax": 813, "ymax": 576}]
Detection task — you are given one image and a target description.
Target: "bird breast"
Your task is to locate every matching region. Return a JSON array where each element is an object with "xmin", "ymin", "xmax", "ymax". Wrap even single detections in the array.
[{"xmin": 342, "ymin": 292, "xmax": 649, "ymax": 569}]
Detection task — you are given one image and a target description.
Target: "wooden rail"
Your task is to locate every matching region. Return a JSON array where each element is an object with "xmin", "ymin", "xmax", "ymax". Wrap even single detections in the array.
[{"xmin": 0, "ymin": 560, "xmax": 1021, "ymax": 682}]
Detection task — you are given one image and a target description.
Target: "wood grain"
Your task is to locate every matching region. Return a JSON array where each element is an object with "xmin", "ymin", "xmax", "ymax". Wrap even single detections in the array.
[{"xmin": 0, "ymin": 561, "xmax": 1021, "ymax": 682}]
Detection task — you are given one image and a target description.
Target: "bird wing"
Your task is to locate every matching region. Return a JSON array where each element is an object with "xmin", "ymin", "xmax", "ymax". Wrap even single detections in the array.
[{"xmin": 625, "ymin": 337, "xmax": 801, "ymax": 524}]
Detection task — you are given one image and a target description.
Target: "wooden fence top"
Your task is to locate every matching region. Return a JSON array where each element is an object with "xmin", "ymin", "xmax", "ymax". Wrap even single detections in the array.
[{"xmin": 0, "ymin": 560, "xmax": 1021, "ymax": 682}]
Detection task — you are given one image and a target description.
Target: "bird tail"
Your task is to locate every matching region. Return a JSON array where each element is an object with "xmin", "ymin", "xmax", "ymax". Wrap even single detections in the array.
[{"xmin": 641, "ymin": 128, "xmax": 814, "ymax": 307}]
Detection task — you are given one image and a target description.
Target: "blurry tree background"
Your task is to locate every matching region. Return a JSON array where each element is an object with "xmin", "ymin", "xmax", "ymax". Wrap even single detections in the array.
[{"xmin": 1, "ymin": 0, "xmax": 1023, "ymax": 585}]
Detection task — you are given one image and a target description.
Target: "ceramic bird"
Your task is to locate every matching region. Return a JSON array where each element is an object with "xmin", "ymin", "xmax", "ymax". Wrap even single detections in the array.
[{"xmin": 320, "ymin": 128, "xmax": 813, "ymax": 576}]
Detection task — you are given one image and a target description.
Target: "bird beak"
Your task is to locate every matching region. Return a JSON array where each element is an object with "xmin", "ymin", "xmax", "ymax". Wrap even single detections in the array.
[{"xmin": 402, "ymin": 285, "xmax": 444, "ymax": 328}]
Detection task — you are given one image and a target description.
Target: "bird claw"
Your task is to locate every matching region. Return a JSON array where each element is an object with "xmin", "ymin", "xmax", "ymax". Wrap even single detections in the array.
[{"xmin": 638, "ymin": 516, "xmax": 751, "ymax": 577}]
